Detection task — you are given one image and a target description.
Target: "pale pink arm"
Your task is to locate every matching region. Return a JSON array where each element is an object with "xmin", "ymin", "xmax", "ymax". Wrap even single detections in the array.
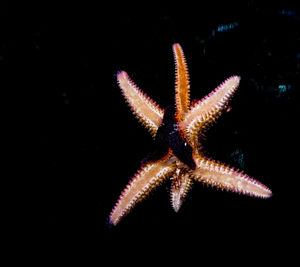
[
  {"xmin": 117, "ymin": 71, "xmax": 164, "ymax": 137},
  {"xmin": 191, "ymin": 152, "xmax": 272, "ymax": 198},
  {"xmin": 183, "ymin": 76, "xmax": 240, "ymax": 147},
  {"xmin": 109, "ymin": 155, "xmax": 175, "ymax": 225}
]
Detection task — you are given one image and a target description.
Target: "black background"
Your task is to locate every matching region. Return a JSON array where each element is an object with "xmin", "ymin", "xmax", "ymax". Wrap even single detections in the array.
[{"xmin": 3, "ymin": 1, "xmax": 299, "ymax": 263}]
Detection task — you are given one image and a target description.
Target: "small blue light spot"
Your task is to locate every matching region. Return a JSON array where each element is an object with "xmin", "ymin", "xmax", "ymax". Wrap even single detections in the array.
[
  {"xmin": 278, "ymin": 85, "xmax": 286, "ymax": 91},
  {"xmin": 277, "ymin": 84, "xmax": 291, "ymax": 98},
  {"xmin": 216, "ymin": 22, "xmax": 239, "ymax": 33}
]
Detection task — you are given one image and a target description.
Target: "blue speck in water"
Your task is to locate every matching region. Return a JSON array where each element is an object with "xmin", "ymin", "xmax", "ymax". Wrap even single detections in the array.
[
  {"xmin": 277, "ymin": 84, "xmax": 291, "ymax": 98},
  {"xmin": 216, "ymin": 22, "xmax": 239, "ymax": 32}
]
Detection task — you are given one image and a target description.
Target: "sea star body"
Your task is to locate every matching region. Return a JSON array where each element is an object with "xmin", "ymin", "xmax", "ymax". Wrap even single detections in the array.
[{"xmin": 109, "ymin": 43, "xmax": 272, "ymax": 225}]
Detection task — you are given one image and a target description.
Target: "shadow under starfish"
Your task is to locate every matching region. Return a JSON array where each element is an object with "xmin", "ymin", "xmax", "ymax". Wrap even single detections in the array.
[{"xmin": 109, "ymin": 43, "xmax": 272, "ymax": 226}]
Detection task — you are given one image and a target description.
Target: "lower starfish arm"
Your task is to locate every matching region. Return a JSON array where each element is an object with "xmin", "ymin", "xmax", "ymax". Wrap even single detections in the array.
[
  {"xmin": 170, "ymin": 169, "xmax": 193, "ymax": 212},
  {"xmin": 109, "ymin": 156, "xmax": 175, "ymax": 225},
  {"xmin": 192, "ymin": 153, "xmax": 272, "ymax": 198}
]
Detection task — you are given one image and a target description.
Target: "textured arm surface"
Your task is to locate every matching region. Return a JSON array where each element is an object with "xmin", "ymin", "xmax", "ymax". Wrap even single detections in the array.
[
  {"xmin": 192, "ymin": 152, "xmax": 272, "ymax": 198},
  {"xmin": 183, "ymin": 76, "xmax": 240, "ymax": 147},
  {"xmin": 117, "ymin": 71, "xmax": 164, "ymax": 136},
  {"xmin": 109, "ymin": 155, "xmax": 175, "ymax": 225},
  {"xmin": 173, "ymin": 43, "xmax": 190, "ymax": 122}
]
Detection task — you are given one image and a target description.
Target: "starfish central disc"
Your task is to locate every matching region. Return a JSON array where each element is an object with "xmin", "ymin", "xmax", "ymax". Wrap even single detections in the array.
[{"xmin": 155, "ymin": 104, "xmax": 196, "ymax": 170}]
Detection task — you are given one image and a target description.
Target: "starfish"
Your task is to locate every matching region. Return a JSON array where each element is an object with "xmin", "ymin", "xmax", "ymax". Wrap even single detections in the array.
[{"xmin": 109, "ymin": 43, "xmax": 272, "ymax": 225}]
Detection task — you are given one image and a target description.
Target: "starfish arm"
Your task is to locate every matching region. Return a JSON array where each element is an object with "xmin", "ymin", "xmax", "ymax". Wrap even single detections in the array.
[
  {"xmin": 191, "ymin": 153, "xmax": 272, "ymax": 198},
  {"xmin": 117, "ymin": 71, "xmax": 164, "ymax": 137},
  {"xmin": 170, "ymin": 168, "xmax": 193, "ymax": 212},
  {"xmin": 182, "ymin": 76, "xmax": 241, "ymax": 147},
  {"xmin": 109, "ymin": 154, "xmax": 175, "ymax": 225},
  {"xmin": 173, "ymin": 43, "xmax": 190, "ymax": 122}
]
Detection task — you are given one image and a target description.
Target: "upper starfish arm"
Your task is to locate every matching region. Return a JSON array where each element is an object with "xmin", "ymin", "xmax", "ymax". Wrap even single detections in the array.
[
  {"xmin": 173, "ymin": 43, "xmax": 190, "ymax": 122},
  {"xmin": 191, "ymin": 152, "xmax": 272, "ymax": 198},
  {"xmin": 117, "ymin": 71, "xmax": 164, "ymax": 136},
  {"xmin": 109, "ymin": 153, "xmax": 175, "ymax": 225},
  {"xmin": 182, "ymin": 76, "xmax": 241, "ymax": 147}
]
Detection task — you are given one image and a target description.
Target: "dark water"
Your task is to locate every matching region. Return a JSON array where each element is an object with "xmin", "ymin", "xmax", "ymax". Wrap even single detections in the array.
[{"xmin": 3, "ymin": 1, "xmax": 298, "ymax": 262}]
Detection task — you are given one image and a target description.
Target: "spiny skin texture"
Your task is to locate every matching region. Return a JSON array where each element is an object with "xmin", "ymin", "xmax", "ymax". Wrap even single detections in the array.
[
  {"xmin": 117, "ymin": 71, "xmax": 164, "ymax": 137},
  {"xmin": 110, "ymin": 150, "xmax": 175, "ymax": 226},
  {"xmin": 110, "ymin": 43, "xmax": 272, "ymax": 226},
  {"xmin": 173, "ymin": 43, "xmax": 190, "ymax": 123}
]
